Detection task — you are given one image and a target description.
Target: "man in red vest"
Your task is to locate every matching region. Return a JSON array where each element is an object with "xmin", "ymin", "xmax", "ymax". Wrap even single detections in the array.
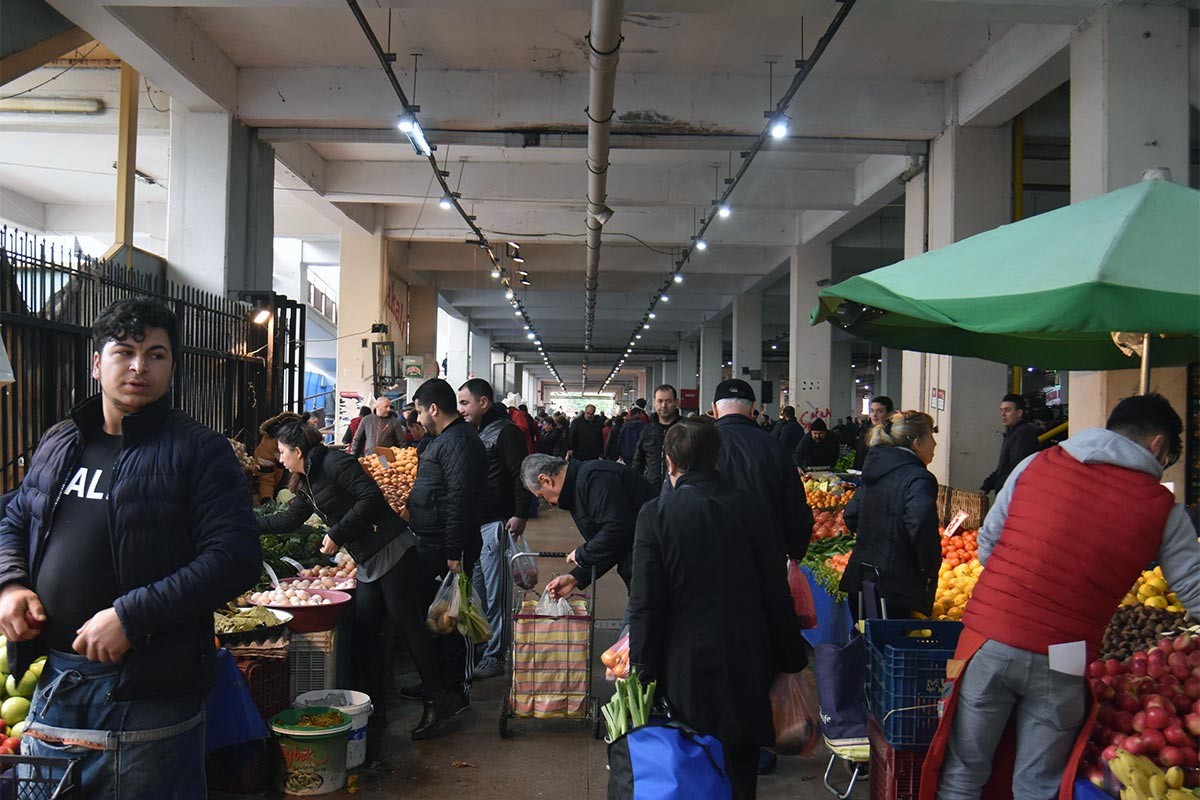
[{"xmin": 936, "ymin": 393, "xmax": 1200, "ymax": 800}]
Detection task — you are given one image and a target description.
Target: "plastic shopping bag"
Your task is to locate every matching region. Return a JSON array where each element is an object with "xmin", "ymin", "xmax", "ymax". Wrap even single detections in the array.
[
  {"xmin": 601, "ymin": 626, "xmax": 630, "ymax": 681},
  {"xmin": 511, "ymin": 535, "xmax": 539, "ymax": 591},
  {"xmin": 535, "ymin": 585, "xmax": 574, "ymax": 617},
  {"xmin": 769, "ymin": 671, "xmax": 822, "ymax": 756},
  {"xmin": 426, "ymin": 572, "xmax": 461, "ymax": 635},
  {"xmin": 788, "ymin": 559, "xmax": 818, "ymax": 629}
]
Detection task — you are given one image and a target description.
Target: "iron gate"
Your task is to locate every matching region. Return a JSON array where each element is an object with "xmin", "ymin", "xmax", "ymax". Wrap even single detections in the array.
[{"xmin": 0, "ymin": 227, "xmax": 303, "ymax": 493}]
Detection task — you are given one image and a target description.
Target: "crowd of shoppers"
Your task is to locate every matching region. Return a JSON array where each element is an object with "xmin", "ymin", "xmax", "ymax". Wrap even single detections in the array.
[{"xmin": 4, "ymin": 296, "xmax": 1192, "ymax": 800}]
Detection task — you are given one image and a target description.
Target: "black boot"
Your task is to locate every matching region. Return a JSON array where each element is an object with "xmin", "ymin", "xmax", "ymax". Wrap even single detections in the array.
[{"xmin": 411, "ymin": 692, "xmax": 452, "ymax": 740}]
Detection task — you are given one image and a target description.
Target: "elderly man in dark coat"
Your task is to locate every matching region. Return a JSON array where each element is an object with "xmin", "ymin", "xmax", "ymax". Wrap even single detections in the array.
[{"xmin": 628, "ymin": 417, "xmax": 806, "ymax": 799}]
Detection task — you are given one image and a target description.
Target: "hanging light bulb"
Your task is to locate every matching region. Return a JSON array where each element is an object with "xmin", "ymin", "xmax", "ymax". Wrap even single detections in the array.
[
  {"xmin": 717, "ymin": 205, "xmax": 731, "ymax": 219},
  {"xmin": 648, "ymin": 312, "xmax": 656, "ymax": 319},
  {"xmin": 505, "ymin": 289, "xmax": 514, "ymax": 300},
  {"xmin": 694, "ymin": 239, "xmax": 708, "ymax": 251},
  {"xmin": 769, "ymin": 114, "xmax": 789, "ymax": 140},
  {"xmin": 661, "ymin": 294, "xmax": 670, "ymax": 302},
  {"xmin": 490, "ymin": 268, "xmax": 501, "ymax": 279},
  {"xmin": 643, "ymin": 323, "xmax": 650, "ymax": 330},
  {"xmin": 439, "ymin": 194, "xmax": 453, "ymax": 210},
  {"xmin": 673, "ymin": 274, "xmax": 683, "ymax": 284}
]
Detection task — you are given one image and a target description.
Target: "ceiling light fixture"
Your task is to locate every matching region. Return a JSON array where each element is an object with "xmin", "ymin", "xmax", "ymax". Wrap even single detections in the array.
[
  {"xmin": 673, "ymin": 274, "xmax": 683, "ymax": 284},
  {"xmin": 439, "ymin": 195, "xmax": 453, "ymax": 210},
  {"xmin": 769, "ymin": 114, "xmax": 789, "ymax": 140},
  {"xmin": 396, "ymin": 112, "xmax": 433, "ymax": 156},
  {"xmin": 717, "ymin": 204, "xmax": 731, "ymax": 219},
  {"xmin": 490, "ymin": 268, "xmax": 501, "ymax": 279},
  {"xmin": 648, "ymin": 312, "xmax": 656, "ymax": 319},
  {"xmin": 505, "ymin": 289, "xmax": 514, "ymax": 300},
  {"xmin": 694, "ymin": 238, "xmax": 708, "ymax": 251},
  {"xmin": 661, "ymin": 294, "xmax": 669, "ymax": 302}
]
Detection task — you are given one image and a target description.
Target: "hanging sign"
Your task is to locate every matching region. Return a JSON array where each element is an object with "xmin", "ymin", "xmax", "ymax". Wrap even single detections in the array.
[{"xmin": 402, "ymin": 356, "xmax": 425, "ymax": 379}]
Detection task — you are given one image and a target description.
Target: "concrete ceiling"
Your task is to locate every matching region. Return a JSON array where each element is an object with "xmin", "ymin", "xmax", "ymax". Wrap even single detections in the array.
[{"xmin": 5, "ymin": 0, "xmax": 1183, "ymax": 391}]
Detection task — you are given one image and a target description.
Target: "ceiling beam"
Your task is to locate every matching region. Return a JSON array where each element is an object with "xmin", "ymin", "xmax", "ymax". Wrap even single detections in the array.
[
  {"xmin": 273, "ymin": 141, "xmax": 376, "ymax": 234},
  {"xmin": 259, "ymin": 127, "xmax": 927, "ymax": 157},
  {"xmin": 800, "ymin": 154, "xmax": 911, "ymax": 244},
  {"xmin": 956, "ymin": 24, "xmax": 1073, "ymax": 127},
  {"xmin": 238, "ymin": 67, "xmax": 945, "ymax": 140},
  {"xmin": 324, "ymin": 159, "xmax": 856, "ymax": 211},
  {"xmin": 43, "ymin": 2, "xmax": 236, "ymax": 111}
]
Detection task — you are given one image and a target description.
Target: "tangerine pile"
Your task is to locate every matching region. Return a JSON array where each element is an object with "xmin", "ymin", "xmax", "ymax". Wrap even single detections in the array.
[{"xmin": 940, "ymin": 529, "xmax": 979, "ymax": 568}]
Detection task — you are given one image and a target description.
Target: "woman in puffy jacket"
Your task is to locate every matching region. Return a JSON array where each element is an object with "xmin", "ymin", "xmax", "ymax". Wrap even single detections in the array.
[
  {"xmin": 839, "ymin": 411, "xmax": 941, "ymax": 618},
  {"xmin": 258, "ymin": 422, "xmax": 451, "ymax": 744}
]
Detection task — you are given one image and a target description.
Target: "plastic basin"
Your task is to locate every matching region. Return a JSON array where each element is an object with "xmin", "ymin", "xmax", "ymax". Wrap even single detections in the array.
[{"xmin": 250, "ymin": 589, "xmax": 352, "ymax": 634}]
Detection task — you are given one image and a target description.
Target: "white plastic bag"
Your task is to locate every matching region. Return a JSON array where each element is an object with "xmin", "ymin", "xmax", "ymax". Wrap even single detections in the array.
[
  {"xmin": 511, "ymin": 535, "xmax": 539, "ymax": 591},
  {"xmin": 426, "ymin": 572, "xmax": 461, "ymax": 635},
  {"xmin": 535, "ymin": 585, "xmax": 573, "ymax": 617}
]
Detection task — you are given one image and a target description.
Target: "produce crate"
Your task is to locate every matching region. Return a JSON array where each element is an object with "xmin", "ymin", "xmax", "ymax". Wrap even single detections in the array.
[
  {"xmin": 237, "ymin": 655, "xmax": 291, "ymax": 721},
  {"xmin": 290, "ymin": 630, "xmax": 340, "ymax": 697},
  {"xmin": 868, "ymin": 718, "xmax": 926, "ymax": 800},
  {"xmin": 0, "ymin": 754, "xmax": 80, "ymax": 800},
  {"xmin": 865, "ymin": 620, "xmax": 961, "ymax": 750}
]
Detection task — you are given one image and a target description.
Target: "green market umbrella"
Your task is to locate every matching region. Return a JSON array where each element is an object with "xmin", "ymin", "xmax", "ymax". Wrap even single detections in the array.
[{"xmin": 811, "ymin": 177, "xmax": 1200, "ymax": 385}]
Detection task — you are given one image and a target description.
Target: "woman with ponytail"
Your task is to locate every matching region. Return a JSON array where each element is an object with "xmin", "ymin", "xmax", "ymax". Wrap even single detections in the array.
[
  {"xmin": 839, "ymin": 411, "xmax": 941, "ymax": 618},
  {"xmin": 258, "ymin": 421, "xmax": 450, "ymax": 746}
]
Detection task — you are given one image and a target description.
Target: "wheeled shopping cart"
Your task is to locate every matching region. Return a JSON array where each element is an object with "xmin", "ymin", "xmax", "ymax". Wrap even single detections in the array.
[{"xmin": 498, "ymin": 550, "xmax": 603, "ymax": 739}]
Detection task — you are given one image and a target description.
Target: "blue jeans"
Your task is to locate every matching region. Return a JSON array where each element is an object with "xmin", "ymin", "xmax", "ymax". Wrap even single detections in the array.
[
  {"xmin": 471, "ymin": 521, "xmax": 510, "ymax": 663},
  {"xmin": 22, "ymin": 651, "xmax": 206, "ymax": 800}
]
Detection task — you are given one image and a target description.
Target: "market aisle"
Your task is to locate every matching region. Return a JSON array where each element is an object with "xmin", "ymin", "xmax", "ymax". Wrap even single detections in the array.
[{"xmin": 221, "ymin": 504, "xmax": 861, "ymax": 799}]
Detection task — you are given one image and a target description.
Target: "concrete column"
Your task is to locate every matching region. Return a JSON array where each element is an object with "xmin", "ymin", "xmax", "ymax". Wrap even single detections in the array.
[
  {"xmin": 337, "ymin": 225, "xmax": 386, "ymax": 416},
  {"xmin": 733, "ymin": 293, "xmax": 763, "ymax": 409},
  {"xmin": 901, "ymin": 171, "xmax": 929, "ymax": 412},
  {"xmin": 788, "ymin": 243, "xmax": 833, "ymax": 425},
  {"xmin": 1068, "ymin": 4, "xmax": 1190, "ymax": 499},
  {"xmin": 469, "ymin": 330, "xmax": 492, "ymax": 381},
  {"xmin": 166, "ymin": 108, "xmax": 273, "ymax": 296},
  {"xmin": 661, "ymin": 360, "xmax": 678, "ymax": 393},
  {"xmin": 880, "ymin": 348, "xmax": 904, "ymax": 404},
  {"xmin": 699, "ymin": 322, "xmax": 723, "ymax": 413},
  {"xmin": 830, "ymin": 339, "xmax": 854, "ymax": 421},
  {"xmin": 406, "ymin": 285, "xmax": 437, "ymax": 399},
  {"xmin": 677, "ymin": 337, "xmax": 699, "ymax": 393},
  {"xmin": 919, "ymin": 125, "xmax": 1012, "ymax": 489}
]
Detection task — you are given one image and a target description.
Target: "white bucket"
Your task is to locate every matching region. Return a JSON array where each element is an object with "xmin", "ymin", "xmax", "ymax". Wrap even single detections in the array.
[{"xmin": 294, "ymin": 690, "xmax": 373, "ymax": 769}]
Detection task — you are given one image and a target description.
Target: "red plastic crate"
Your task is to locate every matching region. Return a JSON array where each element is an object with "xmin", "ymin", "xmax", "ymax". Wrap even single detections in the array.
[
  {"xmin": 236, "ymin": 655, "xmax": 291, "ymax": 721},
  {"xmin": 869, "ymin": 718, "xmax": 927, "ymax": 800}
]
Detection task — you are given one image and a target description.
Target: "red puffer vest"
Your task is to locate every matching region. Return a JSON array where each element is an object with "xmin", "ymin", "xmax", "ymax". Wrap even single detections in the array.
[{"xmin": 964, "ymin": 445, "xmax": 1175, "ymax": 656}]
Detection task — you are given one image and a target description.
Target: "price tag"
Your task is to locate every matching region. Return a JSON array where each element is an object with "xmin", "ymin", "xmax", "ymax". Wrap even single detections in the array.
[{"xmin": 943, "ymin": 509, "xmax": 970, "ymax": 538}]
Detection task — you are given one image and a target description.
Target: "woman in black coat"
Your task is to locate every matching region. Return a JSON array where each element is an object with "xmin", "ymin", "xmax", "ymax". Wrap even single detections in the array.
[
  {"xmin": 259, "ymin": 422, "xmax": 450, "ymax": 742},
  {"xmin": 628, "ymin": 418, "xmax": 805, "ymax": 799},
  {"xmin": 839, "ymin": 411, "xmax": 941, "ymax": 618}
]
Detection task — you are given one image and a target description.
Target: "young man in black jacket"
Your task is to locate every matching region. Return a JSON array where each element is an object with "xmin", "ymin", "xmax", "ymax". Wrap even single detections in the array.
[
  {"xmin": 520, "ymin": 453, "xmax": 656, "ymax": 600},
  {"xmin": 0, "ymin": 298, "xmax": 261, "ymax": 798},
  {"xmin": 980, "ymin": 393, "xmax": 1040, "ymax": 495},
  {"xmin": 633, "ymin": 384, "xmax": 681, "ymax": 487},
  {"xmin": 409, "ymin": 379, "xmax": 487, "ymax": 724},
  {"xmin": 566, "ymin": 404, "xmax": 605, "ymax": 461},
  {"xmin": 458, "ymin": 379, "xmax": 533, "ymax": 680}
]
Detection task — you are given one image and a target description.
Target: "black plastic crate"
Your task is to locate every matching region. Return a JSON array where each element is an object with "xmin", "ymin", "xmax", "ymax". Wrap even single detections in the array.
[{"xmin": 0, "ymin": 754, "xmax": 80, "ymax": 800}]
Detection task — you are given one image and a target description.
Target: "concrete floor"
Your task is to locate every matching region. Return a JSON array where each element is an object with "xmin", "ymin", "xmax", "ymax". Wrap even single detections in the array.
[{"xmin": 225, "ymin": 505, "xmax": 869, "ymax": 799}]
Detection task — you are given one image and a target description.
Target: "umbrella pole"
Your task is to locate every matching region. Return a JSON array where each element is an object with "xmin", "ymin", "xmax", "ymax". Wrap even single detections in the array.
[{"xmin": 1139, "ymin": 333, "xmax": 1151, "ymax": 395}]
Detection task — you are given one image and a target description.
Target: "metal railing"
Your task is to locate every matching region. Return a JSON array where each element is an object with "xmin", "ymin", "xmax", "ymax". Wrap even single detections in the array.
[{"xmin": 0, "ymin": 227, "xmax": 303, "ymax": 492}]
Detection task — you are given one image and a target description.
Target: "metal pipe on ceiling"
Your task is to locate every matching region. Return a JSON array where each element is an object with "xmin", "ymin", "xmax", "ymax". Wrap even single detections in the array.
[{"xmin": 582, "ymin": 0, "xmax": 624, "ymax": 386}]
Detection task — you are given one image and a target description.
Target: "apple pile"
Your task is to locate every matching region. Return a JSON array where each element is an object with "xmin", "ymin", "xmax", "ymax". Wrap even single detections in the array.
[
  {"xmin": 1084, "ymin": 634, "xmax": 1200, "ymax": 787},
  {"xmin": 0, "ymin": 637, "xmax": 44, "ymax": 753}
]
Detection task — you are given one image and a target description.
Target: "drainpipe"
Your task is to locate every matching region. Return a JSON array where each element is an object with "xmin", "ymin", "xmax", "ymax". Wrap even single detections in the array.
[{"xmin": 583, "ymin": 0, "xmax": 624, "ymax": 383}]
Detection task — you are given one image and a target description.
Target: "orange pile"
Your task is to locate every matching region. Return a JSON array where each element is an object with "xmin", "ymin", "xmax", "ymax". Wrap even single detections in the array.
[
  {"xmin": 825, "ymin": 552, "xmax": 851, "ymax": 575},
  {"xmin": 940, "ymin": 529, "xmax": 979, "ymax": 568},
  {"xmin": 806, "ymin": 487, "xmax": 854, "ymax": 512}
]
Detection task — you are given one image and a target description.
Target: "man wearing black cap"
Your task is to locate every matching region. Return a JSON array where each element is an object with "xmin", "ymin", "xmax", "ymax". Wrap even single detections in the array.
[
  {"xmin": 793, "ymin": 418, "xmax": 840, "ymax": 472},
  {"xmin": 711, "ymin": 379, "xmax": 813, "ymax": 563}
]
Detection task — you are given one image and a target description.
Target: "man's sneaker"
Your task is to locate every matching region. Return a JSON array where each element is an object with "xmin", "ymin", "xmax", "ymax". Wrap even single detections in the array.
[{"xmin": 474, "ymin": 657, "xmax": 502, "ymax": 679}]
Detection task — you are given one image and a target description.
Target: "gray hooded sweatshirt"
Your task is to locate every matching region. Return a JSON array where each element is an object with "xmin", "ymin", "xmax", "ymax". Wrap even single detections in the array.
[{"xmin": 979, "ymin": 427, "xmax": 1200, "ymax": 617}]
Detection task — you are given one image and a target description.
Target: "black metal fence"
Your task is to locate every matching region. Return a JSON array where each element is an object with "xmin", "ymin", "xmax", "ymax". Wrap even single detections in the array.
[{"xmin": 0, "ymin": 227, "xmax": 304, "ymax": 493}]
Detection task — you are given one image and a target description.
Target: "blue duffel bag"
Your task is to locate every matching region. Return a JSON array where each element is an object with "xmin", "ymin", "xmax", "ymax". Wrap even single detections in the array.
[{"xmin": 607, "ymin": 720, "xmax": 732, "ymax": 800}]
